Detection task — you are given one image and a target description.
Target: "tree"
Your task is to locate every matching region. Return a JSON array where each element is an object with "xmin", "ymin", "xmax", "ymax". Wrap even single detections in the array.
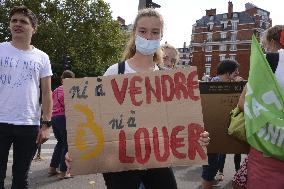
[{"xmin": 0, "ymin": 0, "xmax": 129, "ymax": 87}]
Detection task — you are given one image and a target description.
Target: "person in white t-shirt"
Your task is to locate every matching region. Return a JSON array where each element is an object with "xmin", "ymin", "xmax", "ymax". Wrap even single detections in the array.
[{"xmin": 0, "ymin": 5, "xmax": 53, "ymax": 189}]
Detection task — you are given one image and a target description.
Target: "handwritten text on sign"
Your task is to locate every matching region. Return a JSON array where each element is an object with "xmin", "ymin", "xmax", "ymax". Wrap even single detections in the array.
[{"xmin": 64, "ymin": 67, "xmax": 206, "ymax": 175}]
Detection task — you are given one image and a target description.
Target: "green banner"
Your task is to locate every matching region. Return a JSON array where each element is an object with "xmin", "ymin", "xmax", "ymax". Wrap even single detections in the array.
[{"xmin": 245, "ymin": 35, "xmax": 284, "ymax": 161}]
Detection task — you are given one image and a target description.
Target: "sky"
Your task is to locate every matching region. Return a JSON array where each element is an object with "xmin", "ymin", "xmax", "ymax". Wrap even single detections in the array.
[{"xmin": 103, "ymin": 0, "xmax": 282, "ymax": 48}]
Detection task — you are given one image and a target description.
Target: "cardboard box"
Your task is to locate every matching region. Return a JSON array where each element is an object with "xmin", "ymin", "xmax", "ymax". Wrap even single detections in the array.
[{"xmin": 199, "ymin": 81, "xmax": 249, "ymax": 154}]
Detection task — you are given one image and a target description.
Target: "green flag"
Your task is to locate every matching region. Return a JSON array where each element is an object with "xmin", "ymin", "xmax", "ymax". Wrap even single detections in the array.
[{"xmin": 245, "ymin": 35, "xmax": 284, "ymax": 161}]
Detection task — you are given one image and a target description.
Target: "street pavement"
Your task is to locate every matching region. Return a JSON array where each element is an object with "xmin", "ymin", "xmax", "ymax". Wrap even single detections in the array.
[{"xmin": 5, "ymin": 152, "xmax": 243, "ymax": 189}]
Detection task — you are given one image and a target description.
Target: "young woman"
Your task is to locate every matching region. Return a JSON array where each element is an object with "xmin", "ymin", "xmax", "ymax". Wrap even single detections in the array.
[
  {"xmin": 161, "ymin": 43, "xmax": 179, "ymax": 69},
  {"xmin": 103, "ymin": 8, "xmax": 210, "ymax": 189},
  {"xmin": 66, "ymin": 8, "xmax": 210, "ymax": 189}
]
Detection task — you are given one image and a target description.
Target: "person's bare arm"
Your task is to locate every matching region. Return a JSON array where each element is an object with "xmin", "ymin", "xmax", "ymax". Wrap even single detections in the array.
[{"xmin": 36, "ymin": 76, "xmax": 52, "ymax": 144}]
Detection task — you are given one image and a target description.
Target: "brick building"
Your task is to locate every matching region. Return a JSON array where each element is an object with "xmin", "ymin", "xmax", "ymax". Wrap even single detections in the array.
[
  {"xmin": 190, "ymin": 2, "xmax": 271, "ymax": 79},
  {"xmin": 176, "ymin": 42, "xmax": 191, "ymax": 68}
]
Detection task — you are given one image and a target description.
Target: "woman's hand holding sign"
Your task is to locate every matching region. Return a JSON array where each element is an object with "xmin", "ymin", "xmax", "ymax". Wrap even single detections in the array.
[{"xmin": 199, "ymin": 131, "xmax": 210, "ymax": 147}]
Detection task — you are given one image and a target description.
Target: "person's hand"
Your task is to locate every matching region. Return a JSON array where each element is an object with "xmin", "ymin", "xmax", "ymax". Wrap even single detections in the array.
[
  {"xmin": 36, "ymin": 125, "xmax": 50, "ymax": 144},
  {"xmin": 65, "ymin": 152, "xmax": 72, "ymax": 175},
  {"xmin": 199, "ymin": 131, "xmax": 210, "ymax": 147},
  {"xmin": 234, "ymin": 76, "xmax": 244, "ymax": 82}
]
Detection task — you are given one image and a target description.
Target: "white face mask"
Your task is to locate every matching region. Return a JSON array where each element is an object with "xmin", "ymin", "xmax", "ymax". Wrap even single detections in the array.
[{"xmin": 135, "ymin": 35, "xmax": 160, "ymax": 55}]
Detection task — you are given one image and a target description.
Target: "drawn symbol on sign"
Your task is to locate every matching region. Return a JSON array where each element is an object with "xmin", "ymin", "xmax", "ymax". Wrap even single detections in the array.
[{"xmin": 74, "ymin": 104, "xmax": 105, "ymax": 160}]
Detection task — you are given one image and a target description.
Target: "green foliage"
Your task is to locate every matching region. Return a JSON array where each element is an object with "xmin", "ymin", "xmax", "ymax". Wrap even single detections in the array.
[{"xmin": 0, "ymin": 0, "xmax": 129, "ymax": 87}]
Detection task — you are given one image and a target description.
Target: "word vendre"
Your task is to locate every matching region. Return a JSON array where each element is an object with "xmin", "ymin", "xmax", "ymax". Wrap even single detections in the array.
[{"xmin": 111, "ymin": 71, "xmax": 200, "ymax": 106}]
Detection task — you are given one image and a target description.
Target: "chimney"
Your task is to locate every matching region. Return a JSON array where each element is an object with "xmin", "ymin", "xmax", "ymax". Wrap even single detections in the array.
[
  {"xmin": 183, "ymin": 42, "xmax": 186, "ymax": 48},
  {"xmin": 117, "ymin": 16, "xmax": 125, "ymax": 26},
  {"xmin": 228, "ymin": 1, "xmax": 233, "ymax": 18},
  {"xmin": 138, "ymin": 0, "xmax": 146, "ymax": 10},
  {"xmin": 206, "ymin": 9, "xmax": 216, "ymax": 16}
]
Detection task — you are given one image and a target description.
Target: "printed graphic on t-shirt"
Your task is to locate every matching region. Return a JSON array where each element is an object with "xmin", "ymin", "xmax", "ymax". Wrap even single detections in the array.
[{"xmin": 0, "ymin": 56, "xmax": 41, "ymax": 88}]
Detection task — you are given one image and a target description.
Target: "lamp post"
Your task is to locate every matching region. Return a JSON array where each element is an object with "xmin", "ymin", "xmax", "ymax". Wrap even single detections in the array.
[
  {"xmin": 61, "ymin": 55, "xmax": 72, "ymax": 70},
  {"xmin": 138, "ymin": 0, "xmax": 161, "ymax": 10}
]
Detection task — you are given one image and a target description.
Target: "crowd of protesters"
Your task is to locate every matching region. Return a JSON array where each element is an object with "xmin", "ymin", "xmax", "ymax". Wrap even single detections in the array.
[{"xmin": 0, "ymin": 5, "xmax": 283, "ymax": 189}]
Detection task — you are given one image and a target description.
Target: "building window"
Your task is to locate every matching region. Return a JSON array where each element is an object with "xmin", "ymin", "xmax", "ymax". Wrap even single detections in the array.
[
  {"xmin": 205, "ymin": 45, "xmax": 212, "ymax": 52},
  {"xmin": 205, "ymin": 56, "xmax": 212, "ymax": 64},
  {"xmin": 207, "ymin": 33, "xmax": 212, "ymax": 42},
  {"xmin": 233, "ymin": 13, "xmax": 238, "ymax": 18},
  {"xmin": 231, "ymin": 32, "xmax": 237, "ymax": 41},
  {"xmin": 205, "ymin": 66, "xmax": 211, "ymax": 75},
  {"xmin": 230, "ymin": 55, "xmax": 236, "ymax": 60},
  {"xmin": 210, "ymin": 16, "xmax": 214, "ymax": 21},
  {"xmin": 221, "ymin": 22, "xmax": 228, "ymax": 30},
  {"xmin": 223, "ymin": 14, "xmax": 227, "ymax": 19},
  {"xmin": 219, "ymin": 45, "xmax": 226, "ymax": 51},
  {"xmin": 191, "ymin": 35, "xmax": 194, "ymax": 41},
  {"xmin": 219, "ymin": 54, "xmax": 226, "ymax": 61},
  {"xmin": 230, "ymin": 44, "xmax": 237, "ymax": 51},
  {"xmin": 232, "ymin": 22, "xmax": 238, "ymax": 30},
  {"xmin": 221, "ymin": 32, "xmax": 227, "ymax": 40}
]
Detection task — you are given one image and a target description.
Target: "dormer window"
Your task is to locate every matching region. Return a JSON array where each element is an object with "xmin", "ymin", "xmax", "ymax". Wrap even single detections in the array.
[
  {"xmin": 233, "ymin": 13, "xmax": 238, "ymax": 18},
  {"xmin": 221, "ymin": 21, "xmax": 228, "ymax": 30},
  {"xmin": 210, "ymin": 16, "xmax": 214, "ymax": 21},
  {"xmin": 207, "ymin": 23, "xmax": 214, "ymax": 31},
  {"xmin": 223, "ymin": 14, "xmax": 227, "ymax": 19}
]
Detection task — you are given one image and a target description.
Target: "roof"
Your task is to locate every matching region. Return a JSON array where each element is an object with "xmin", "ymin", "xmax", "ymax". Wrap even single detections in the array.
[{"xmin": 195, "ymin": 11, "xmax": 255, "ymax": 27}]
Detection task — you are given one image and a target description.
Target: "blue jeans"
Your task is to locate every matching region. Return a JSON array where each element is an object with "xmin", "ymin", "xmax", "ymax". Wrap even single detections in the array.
[
  {"xmin": 50, "ymin": 115, "xmax": 68, "ymax": 172},
  {"xmin": 202, "ymin": 153, "xmax": 221, "ymax": 181},
  {"xmin": 202, "ymin": 153, "xmax": 242, "ymax": 181},
  {"xmin": 218, "ymin": 154, "xmax": 241, "ymax": 173},
  {"xmin": 0, "ymin": 123, "xmax": 39, "ymax": 189}
]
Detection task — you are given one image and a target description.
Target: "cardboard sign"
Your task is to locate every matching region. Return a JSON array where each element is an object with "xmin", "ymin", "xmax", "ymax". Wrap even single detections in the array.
[
  {"xmin": 199, "ymin": 81, "xmax": 250, "ymax": 154},
  {"xmin": 63, "ymin": 67, "xmax": 207, "ymax": 175}
]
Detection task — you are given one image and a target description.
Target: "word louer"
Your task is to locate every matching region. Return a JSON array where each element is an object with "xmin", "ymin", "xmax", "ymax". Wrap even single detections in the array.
[{"xmin": 119, "ymin": 123, "xmax": 207, "ymax": 164}]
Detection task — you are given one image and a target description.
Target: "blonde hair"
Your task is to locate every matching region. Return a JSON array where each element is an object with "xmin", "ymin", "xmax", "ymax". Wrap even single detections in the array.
[
  {"xmin": 122, "ymin": 8, "xmax": 164, "ymax": 64},
  {"xmin": 161, "ymin": 43, "xmax": 179, "ymax": 65}
]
